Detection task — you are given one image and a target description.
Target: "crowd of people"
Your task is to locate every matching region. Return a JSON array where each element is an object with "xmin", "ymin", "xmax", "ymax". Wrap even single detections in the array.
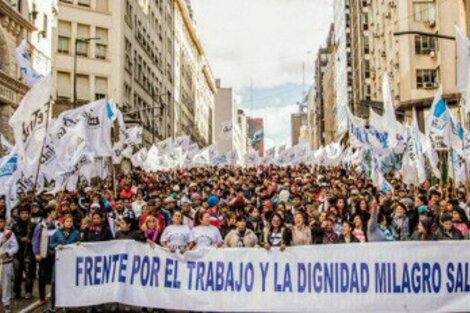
[{"xmin": 1, "ymin": 164, "xmax": 469, "ymax": 312}]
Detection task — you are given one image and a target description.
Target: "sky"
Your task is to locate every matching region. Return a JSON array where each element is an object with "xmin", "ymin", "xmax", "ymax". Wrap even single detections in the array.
[{"xmin": 191, "ymin": 0, "xmax": 334, "ymax": 148}]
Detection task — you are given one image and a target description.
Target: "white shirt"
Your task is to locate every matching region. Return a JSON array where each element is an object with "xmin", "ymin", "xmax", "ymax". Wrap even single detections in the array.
[
  {"xmin": 132, "ymin": 200, "xmax": 146, "ymax": 217},
  {"xmin": 160, "ymin": 225, "xmax": 194, "ymax": 249},
  {"xmin": 192, "ymin": 225, "xmax": 222, "ymax": 248}
]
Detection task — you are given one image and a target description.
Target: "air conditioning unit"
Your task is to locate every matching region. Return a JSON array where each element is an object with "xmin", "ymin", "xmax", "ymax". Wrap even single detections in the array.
[
  {"xmin": 385, "ymin": 12, "xmax": 391, "ymax": 19},
  {"xmin": 433, "ymin": 82, "xmax": 439, "ymax": 88},
  {"xmin": 429, "ymin": 50, "xmax": 436, "ymax": 58}
]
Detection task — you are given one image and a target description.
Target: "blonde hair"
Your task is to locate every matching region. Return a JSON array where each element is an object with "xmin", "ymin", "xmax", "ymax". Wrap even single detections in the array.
[{"xmin": 141, "ymin": 215, "xmax": 158, "ymax": 232}]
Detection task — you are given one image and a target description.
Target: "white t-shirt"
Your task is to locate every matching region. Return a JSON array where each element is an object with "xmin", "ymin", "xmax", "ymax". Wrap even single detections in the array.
[
  {"xmin": 132, "ymin": 200, "xmax": 146, "ymax": 217},
  {"xmin": 160, "ymin": 225, "xmax": 194, "ymax": 249},
  {"xmin": 192, "ymin": 225, "xmax": 222, "ymax": 248}
]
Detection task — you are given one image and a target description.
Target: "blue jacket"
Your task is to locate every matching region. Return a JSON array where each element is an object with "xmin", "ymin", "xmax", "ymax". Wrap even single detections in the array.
[{"xmin": 49, "ymin": 229, "xmax": 81, "ymax": 250}]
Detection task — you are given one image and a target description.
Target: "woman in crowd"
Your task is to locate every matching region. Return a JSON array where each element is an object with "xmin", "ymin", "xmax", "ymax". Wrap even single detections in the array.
[
  {"xmin": 290, "ymin": 212, "xmax": 312, "ymax": 246},
  {"xmin": 191, "ymin": 211, "xmax": 223, "ymax": 248},
  {"xmin": 160, "ymin": 210, "xmax": 194, "ymax": 253},
  {"xmin": 390, "ymin": 202, "xmax": 410, "ymax": 241},
  {"xmin": 141, "ymin": 215, "xmax": 162, "ymax": 247},
  {"xmin": 351, "ymin": 213, "xmax": 367, "ymax": 243},
  {"xmin": 336, "ymin": 221, "xmax": 359, "ymax": 243},
  {"xmin": 83, "ymin": 212, "xmax": 113, "ymax": 242},
  {"xmin": 262, "ymin": 213, "xmax": 291, "ymax": 251}
]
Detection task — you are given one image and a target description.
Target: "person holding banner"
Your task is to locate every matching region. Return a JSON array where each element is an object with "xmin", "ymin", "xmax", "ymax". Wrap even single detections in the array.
[
  {"xmin": 49, "ymin": 215, "xmax": 81, "ymax": 312},
  {"xmin": 191, "ymin": 211, "xmax": 223, "ymax": 248},
  {"xmin": 224, "ymin": 216, "xmax": 258, "ymax": 248},
  {"xmin": 0, "ymin": 215, "xmax": 18, "ymax": 313},
  {"xmin": 289, "ymin": 212, "xmax": 312, "ymax": 246},
  {"xmin": 141, "ymin": 215, "xmax": 162, "ymax": 248},
  {"xmin": 262, "ymin": 213, "xmax": 291, "ymax": 250},
  {"xmin": 160, "ymin": 210, "xmax": 194, "ymax": 253}
]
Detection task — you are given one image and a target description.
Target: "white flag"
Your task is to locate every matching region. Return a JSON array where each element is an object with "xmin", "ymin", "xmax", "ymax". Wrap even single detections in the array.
[
  {"xmin": 15, "ymin": 39, "xmax": 43, "ymax": 87},
  {"xmin": 455, "ymin": 25, "xmax": 470, "ymax": 93},
  {"xmin": 0, "ymin": 134, "xmax": 13, "ymax": 155},
  {"xmin": 9, "ymin": 73, "xmax": 51, "ymax": 175}
]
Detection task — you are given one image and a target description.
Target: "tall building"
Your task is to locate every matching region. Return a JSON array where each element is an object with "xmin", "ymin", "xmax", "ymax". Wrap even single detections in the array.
[
  {"xmin": 466, "ymin": 0, "xmax": 470, "ymax": 37},
  {"xmin": 322, "ymin": 25, "xmax": 337, "ymax": 145},
  {"xmin": 0, "ymin": 0, "xmax": 35, "ymax": 142},
  {"xmin": 349, "ymin": 0, "xmax": 372, "ymax": 117},
  {"xmin": 333, "ymin": 0, "xmax": 352, "ymax": 132},
  {"xmin": 50, "ymin": 0, "xmax": 175, "ymax": 146},
  {"xmin": 236, "ymin": 109, "xmax": 248, "ymax": 158},
  {"xmin": 291, "ymin": 112, "xmax": 307, "ymax": 147},
  {"xmin": 368, "ymin": 0, "xmax": 466, "ymax": 125},
  {"xmin": 310, "ymin": 23, "xmax": 336, "ymax": 149},
  {"xmin": 214, "ymin": 79, "xmax": 243, "ymax": 157},
  {"xmin": 173, "ymin": 0, "xmax": 215, "ymax": 147},
  {"xmin": 247, "ymin": 117, "xmax": 264, "ymax": 157}
]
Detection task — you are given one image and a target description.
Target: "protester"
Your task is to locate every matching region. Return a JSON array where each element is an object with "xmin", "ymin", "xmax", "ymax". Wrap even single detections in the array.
[
  {"xmin": 262, "ymin": 213, "xmax": 291, "ymax": 250},
  {"xmin": 224, "ymin": 216, "xmax": 258, "ymax": 247},
  {"xmin": 160, "ymin": 210, "xmax": 194, "ymax": 253},
  {"xmin": 0, "ymin": 215, "xmax": 18, "ymax": 313},
  {"xmin": 191, "ymin": 211, "xmax": 223, "ymax": 248}
]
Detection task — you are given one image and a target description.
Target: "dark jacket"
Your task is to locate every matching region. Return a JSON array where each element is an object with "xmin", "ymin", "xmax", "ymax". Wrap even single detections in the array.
[
  {"xmin": 12, "ymin": 219, "xmax": 35, "ymax": 257},
  {"xmin": 84, "ymin": 225, "xmax": 113, "ymax": 242},
  {"xmin": 115, "ymin": 229, "xmax": 146, "ymax": 242},
  {"xmin": 335, "ymin": 234, "xmax": 360, "ymax": 243},
  {"xmin": 436, "ymin": 227, "xmax": 464, "ymax": 240}
]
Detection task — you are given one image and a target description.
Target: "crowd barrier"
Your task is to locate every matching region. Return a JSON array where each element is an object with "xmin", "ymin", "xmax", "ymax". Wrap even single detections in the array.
[{"xmin": 56, "ymin": 240, "xmax": 470, "ymax": 312}]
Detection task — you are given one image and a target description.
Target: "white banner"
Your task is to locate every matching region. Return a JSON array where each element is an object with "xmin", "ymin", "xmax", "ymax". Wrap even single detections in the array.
[{"xmin": 56, "ymin": 241, "xmax": 470, "ymax": 312}]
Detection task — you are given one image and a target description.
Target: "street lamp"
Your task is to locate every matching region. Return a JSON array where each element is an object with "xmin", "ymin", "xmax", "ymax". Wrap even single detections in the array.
[
  {"xmin": 120, "ymin": 92, "xmax": 168, "ymax": 144},
  {"xmin": 73, "ymin": 37, "xmax": 101, "ymax": 108}
]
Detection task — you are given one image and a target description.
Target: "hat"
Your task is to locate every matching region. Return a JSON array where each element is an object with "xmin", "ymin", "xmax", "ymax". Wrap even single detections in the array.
[
  {"xmin": 417, "ymin": 205, "xmax": 428, "ymax": 214},
  {"xmin": 164, "ymin": 197, "xmax": 176, "ymax": 204},
  {"xmin": 84, "ymin": 187, "xmax": 92, "ymax": 193},
  {"xmin": 173, "ymin": 185, "xmax": 180, "ymax": 192},
  {"xmin": 399, "ymin": 188, "xmax": 407, "ymax": 193},
  {"xmin": 207, "ymin": 196, "xmax": 219, "ymax": 208},
  {"xmin": 180, "ymin": 197, "xmax": 191, "ymax": 205},
  {"xmin": 399, "ymin": 198, "xmax": 414, "ymax": 208},
  {"xmin": 190, "ymin": 193, "xmax": 201, "ymax": 201},
  {"xmin": 350, "ymin": 189, "xmax": 359, "ymax": 195},
  {"xmin": 90, "ymin": 203, "xmax": 101, "ymax": 210}
]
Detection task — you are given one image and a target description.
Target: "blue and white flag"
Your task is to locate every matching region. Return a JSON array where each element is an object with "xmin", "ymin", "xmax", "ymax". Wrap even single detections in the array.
[
  {"xmin": 425, "ymin": 91, "xmax": 452, "ymax": 146},
  {"xmin": 0, "ymin": 134, "xmax": 13, "ymax": 155},
  {"xmin": 346, "ymin": 107, "xmax": 367, "ymax": 147},
  {"xmin": 15, "ymin": 40, "xmax": 43, "ymax": 87},
  {"xmin": 0, "ymin": 150, "xmax": 17, "ymax": 195},
  {"xmin": 402, "ymin": 112, "xmax": 427, "ymax": 185}
]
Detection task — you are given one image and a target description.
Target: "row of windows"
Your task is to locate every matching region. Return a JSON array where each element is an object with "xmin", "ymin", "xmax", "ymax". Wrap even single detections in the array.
[
  {"xmin": 56, "ymin": 72, "xmax": 108, "ymax": 102},
  {"xmin": 59, "ymin": 0, "xmax": 109, "ymax": 12},
  {"xmin": 57, "ymin": 21, "xmax": 108, "ymax": 60}
]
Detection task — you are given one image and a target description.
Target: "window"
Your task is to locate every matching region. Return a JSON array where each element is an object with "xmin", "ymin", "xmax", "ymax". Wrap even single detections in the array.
[
  {"xmin": 415, "ymin": 35, "xmax": 437, "ymax": 54},
  {"xmin": 413, "ymin": 2, "xmax": 435, "ymax": 22},
  {"xmin": 57, "ymin": 20, "xmax": 71, "ymax": 54},
  {"xmin": 78, "ymin": 0, "xmax": 90, "ymax": 7},
  {"xmin": 95, "ymin": 28, "xmax": 108, "ymax": 59},
  {"xmin": 95, "ymin": 0, "xmax": 108, "ymax": 11},
  {"xmin": 125, "ymin": 0, "xmax": 133, "ymax": 27},
  {"xmin": 364, "ymin": 35, "xmax": 370, "ymax": 54},
  {"xmin": 95, "ymin": 77, "xmax": 108, "ymax": 100},
  {"xmin": 416, "ymin": 68, "xmax": 439, "ymax": 89},
  {"xmin": 57, "ymin": 71, "xmax": 71, "ymax": 100},
  {"xmin": 76, "ymin": 74, "xmax": 90, "ymax": 101},
  {"xmin": 76, "ymin": 24, "xmax": 90, "ymax": 57},
  {"xmin": 125, "ymin": 37, "xmax": 132, "ymax": 72},
  {"xmin": 364, "ymin": 59, "xmax": 370, "ymax": 79},
  {"xmin": 39, "ymin": 14, "xmax": 48, "ymax": 38}
]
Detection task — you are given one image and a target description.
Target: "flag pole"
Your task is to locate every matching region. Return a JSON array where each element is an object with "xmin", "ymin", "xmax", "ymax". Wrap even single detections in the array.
[{"xmin": 32, "ymin": 97, "xmax": 53, "ymax": 193}]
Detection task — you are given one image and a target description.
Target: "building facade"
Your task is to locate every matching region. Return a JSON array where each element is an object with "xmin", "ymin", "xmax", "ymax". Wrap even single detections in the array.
[
  {"xmin": 333, "ymin": 0, "xmax": 352, "ymax": 133},
  {"xmin": 349, "ymin": 0, "xmax": 371, "ymax": 117},
  {"xmin": 322, "ymin": 27, "xmax": 337, "ymax": 145},
  {"xmin": 2, "ymin": 0, "xmax": 215, "ymax": 148},
  {"xmin": 214, "ymin": 79, "xmax": 237, "ymax": 154},
  {"xmin": 173, "ymin": 0, "xmax": 215, "ymax": 147},
  {"xmin": 291, "ymin": 112, "xmax": 307, "ymax": 147},
  {"xmin": 368, "ymin": 0, "xmax": 466, "ymax": 126},
  {"xmin": 0, "ymin": 0, "xmax": 35, "ymax": 142},
  {"xmin": 247, "ymin": 117, "xmax": 264, "ymax": 157}
]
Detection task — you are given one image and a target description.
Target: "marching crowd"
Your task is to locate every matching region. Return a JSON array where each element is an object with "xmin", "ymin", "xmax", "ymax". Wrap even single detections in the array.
[{"xmin": 1, "ymin": 164, "xmax": 469, "ymax": 312}]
